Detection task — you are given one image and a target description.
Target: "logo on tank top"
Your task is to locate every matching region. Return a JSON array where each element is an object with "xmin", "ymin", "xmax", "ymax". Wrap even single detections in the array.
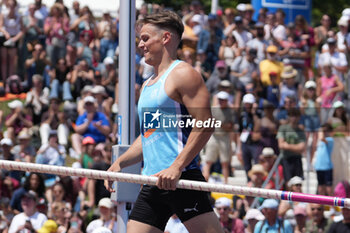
[{"xmin": 142, "ymin": 108, "xmax": 222, "ymax": 138}]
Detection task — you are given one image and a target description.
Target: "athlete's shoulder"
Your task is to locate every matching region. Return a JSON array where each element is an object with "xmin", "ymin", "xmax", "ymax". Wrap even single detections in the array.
[{"xmin": 171, "ymin": 60, "xmax": 203, "ymax": 83}]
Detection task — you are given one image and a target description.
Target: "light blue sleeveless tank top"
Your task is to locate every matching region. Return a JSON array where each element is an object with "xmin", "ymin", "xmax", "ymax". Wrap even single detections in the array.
[{"xmin": 137, "ymin": 60, "xmax": 200, "ymax": 176}]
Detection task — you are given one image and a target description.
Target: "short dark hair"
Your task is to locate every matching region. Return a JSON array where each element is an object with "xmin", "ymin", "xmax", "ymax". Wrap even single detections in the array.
[{"xmin": 137, "ymin": 10, "xmax": 184, "ymax": 41}]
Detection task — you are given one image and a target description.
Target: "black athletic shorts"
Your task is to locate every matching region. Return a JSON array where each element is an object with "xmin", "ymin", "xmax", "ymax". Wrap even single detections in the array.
[{"xmin": 129, "ymin": 169, "xmax": 213, "ymax": 231}]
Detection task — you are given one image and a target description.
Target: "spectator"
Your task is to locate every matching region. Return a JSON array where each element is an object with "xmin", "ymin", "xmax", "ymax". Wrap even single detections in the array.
[
  {"xmin": 40, "ymin": 97, "xmax": 69, "ymax": 146},
  {"xmin": 279, "ymin": 66, "xmax": 301, "ymax": 108},
  {"xmin": 305, "ymin": 203, "xmax": 332, "ymax": 232},
  {"xmin": 69, "ymin": 59, "xmax": 94, "ymax": 98},
  {"xmin": 86, "ymin": 145, "xmax": 111, "ymax": 208},
  {"xmin": 277, "ymin": 108, "xmax": 306, "ymax": 181},
  {"xmin": 12, "ymin": 130, "xmax": 36, "ymax": 163},
  {"xmin": 328, "ymin": 101, "xmax": 350, "ymax": 185},
  {"xmin": 256, "ymin": 102, "xmax": 279, "ymax": 155},
  {"xmin": 49, "ymin": 201, "xmax": 69, "ymax": 233},
  {"xmin": 101, "ymin": 57, "xmax": 118, "ymax": 98},
  {"xmin": 197, "ymin": 13, "xmax": 224, "ymax": 69},
  {"xmin": 0, "ymin": 170, "xmax": 19, "ymax": 200},
  {"xmin": 278, "ymin": 176, "xmax": 305, "ymax": 217},
  {"xmin": 206, "ymin": 60, "xmax": 233, "ymax": 95},
  {"xmin": 247, "ymin": 22, "xmax": 269, "ymax": 62},
  {"xmin": 232, "ymin": 16, "xmax": 252, "ymax": 51},
  {"xmin": 76, "ymin": 29, "xmax": 94, "ymax": 66},
  {"xmin": 48, "ymin": 58, "xmax": 74, "ymax": 102},
  {"xmin": 10, "ymin": 173, "xmax": 46, "ymax": 214},
  {"xmin": 238, "ymin": 93, "xmax": 261, "ymax": 180},
  {"xmin": 314, "ymin": 123, "xmax": 334, "ymax": 196},
  {"xmin": 215, "ymin": 197, "xmax": 244, "ymax": 233},
  {"xmin": 25, "ymin": 43, "xmax": 50, "ymax": 89},
  {"xmin": 0, "ymin": 0, "xmax": 23, "ymax": 82},
  {"xmin": 259, "ymin": 147, "xmax": 284, "ymax": 190},
  {"xmin": 8, "ymin": 191, "xmax": 47, "ymax": 233},
  {"xmin": 0, "ymin": 138, "xmax": 21, "ymax": 181},
  {"xmin": 86, "ymin": 198, "xmax": 116, "ymax": 233},
  {"xmin": 203, "ymin": 91, "xmax": 235, "ymax": 184},
  {"xmin": 314, "ymin": 15, "xmax": 331, "ymax": 60},
  {"xmin": 91, "ymin": 85, "xmax": 113, "ymax": 121},
  {"xmin": 293, "ymin": 205, "xmax": 307, "ymax": 233},
  {"xmin": 218, "ymin": 34, "xmax": 239, "ymax": 66},
  {"xmin": 247, "ymin": 164, "xmax": 268, "ymax": 190},
  {"xmin": 254, "ymin": 199, "xmax": 293, "ymax": 233},
  {"xmin": 194, "ymin": 49, "xmax": 212, "ymax": 81},
  {"xmin": 244, "ymin": 209, "xmax": 265, "ymax": 233},
  {"xmin": 5, "ymin": 100, "xmax": 33, "ymax": 143},
  {"xmin": 79, "ymin": 136, "xmax": 95, "ymax": 169},
  {"xmin": 272, "ymin": 9, "xmax": 287, "ymax": 43},
  {"xmin": 36, "ymin": 130, "xmax": 66, "ymax": 168},
  {"xmin": 230, "ymin": 47, "xmax": 259, "ymax": 92},
  {"xmin": 335, "ymin": 17, "xmax": 350, "ymax": 53},
  {"xmin": 33, "ymin": 0, "xmax": 49, "ymax": 21},
  {"xmin": 25, "ymin": 74, "xmax": 49, "ymax": 125},
  {"xmin": 328, "ymin": 181, "xmax": 350, "ymax": 232},
  {"xmin": 71, "ymin": 95, "xmax": 110, "ymax": 155},
  {"xmin": 264, "ymin": 72, "xmax": 280, "ymax": 108},
  {"xmin": 259, "ymin": 45, "xmax": 284, "ymax": 87},
  {"xmin": 300, "ymin": 80, "xmax": 320, "ymax": 159},
  {"xmin": 44, "ymin": 3, "xmax": 69, "ymax": 65},
  {"xmin": 181, "ymin": 14, "xmax": 201, "ymax": 65},
  {"xmin": 97, "ymin": 11, "xmax": 117, "ymax": 61}
]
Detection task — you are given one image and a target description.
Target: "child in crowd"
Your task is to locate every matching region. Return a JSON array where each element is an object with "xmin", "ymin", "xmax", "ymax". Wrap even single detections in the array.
[{"xmin": 314, "ymin": 123, "xmax": 334, "ymax": 196}]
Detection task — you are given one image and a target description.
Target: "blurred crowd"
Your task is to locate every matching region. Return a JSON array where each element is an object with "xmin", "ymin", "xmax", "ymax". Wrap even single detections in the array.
[{"xmin": 0, "ymin": 0, "xmax": 350, "ymax": 232}]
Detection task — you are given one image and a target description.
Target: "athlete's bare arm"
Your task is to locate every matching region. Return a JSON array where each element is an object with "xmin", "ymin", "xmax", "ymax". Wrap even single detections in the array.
[{"xmin": 153, "ymin": 61, "xmax": 213, "ymax": 190}]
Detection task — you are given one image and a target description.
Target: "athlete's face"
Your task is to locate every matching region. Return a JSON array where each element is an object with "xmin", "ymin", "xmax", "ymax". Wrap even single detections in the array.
[{"xmin": 138, "ymin": 24, "xmax": 164, "ymax": 66}]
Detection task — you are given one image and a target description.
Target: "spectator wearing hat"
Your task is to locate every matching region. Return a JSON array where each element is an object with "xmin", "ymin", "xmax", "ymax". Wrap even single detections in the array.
[
  {"xmin": 5, "ymin": 100, "xmax": 33, "ymax": 143},
  {"xmin": 197, "ymin": 13, "xmax": 224, "ymax": 70},
  {"xmin": 300, "ymin": 80, "xmax": 320, "ymax": 159},
  {"xmin": 278, "ymin": 176, "xmax": 305, "ymax": 217},
  {"xmin": 203, "ymin": 91, "xmax": 235, "ymax": 184},
  {"xmin": 327, "ymin": 101, "xmax": 350, "ymax": 185},
  {"xmin": 247, "ymin": 164, "xmax": 269, "ymax": 191},
  {"xmin": 313, "ymin": 123, "xmax": 334, "ymax": 196},
  {"xmin": 8, "ymin": 190, "xmax": 48, "ymax": 233},
  {"xmin": 318, "ymin": 37, "xmax": 348, "ymax": 81},
  {"xmin": 211, "ymin": 80, "xmax": 237, "ymax": 108},
  {"xmin": 91, "ymin": 85, "xmax": 113, "ymax": 122},
  {"xmin": 48, "ymin": 58, "xmax": 74, "ymax": 102},
  {"xmin": 11, "ymin": 130, "xmax": 36, "ymax": 163},
  {"xmin": 101, "ymin": 56, "xmax": 118, "ymax": 98},
  {"xmin": 238, "ymin": 93, "xmax": 261, "ymax": 180},
  {"xmin": 40, "ymin": 97, "xmax": 69, "ymax": 146},
  {"xmin": 214, "ymin": 197, "xmax": 244, "ymax": 233},
  {"xmin": 242, "ymin": 4, "xmax": 255, "ymax": 30},
  {"xmin": 336, "ymin": 16, "xmax": 350, "ymax": 53},
  {"xmin": 25, "ymin": 74, "xmax": 49, "ymax": 124},
  {"xmin": 279, "ymin": 66, "xmax": 301, "ymax": 108},
  {"xmin": 181, "ymin": 14, "xmax": 201, "ymax": 64},
  {"xmin": 305, "ymin": 203, "xmax": 332, "ymax": 233},
  {"xmin": 293, "ymin": 205, "xmax": 307, "ymax": 233},
  {"xmin": 79, "ymin": 136, "xmax": 95, "ymax": 169},
  {"xmin": 10, "ymin": 173, "xmax": 46, "ymax": 215},
  {"xmin": 259, "ymin": 45, "xmax": 284, "ymax": 87},
  {"xmin": 328, "ymin": 181, "xmax": 350, "ymax": 232},
  {"xmin": 49, "ymin": 201, "xmax": 70, "ymax": 233},
  {"xmin": 277, "ymin": 108, "xmax": 306, "ymax": 182},
  {"xmin": 231, "ymin": 15, "xmax": 252, "ymax": 51},
  {"xmin": 316, "ymin": 61, "xmax": 344, "ymax": 124},
  {"xmin": 259, "ymin": 147, "xmax": 284, "ymax": 190},
  {"xmin": 77, "ymin": 85, "xmax": 93, "ymax": 115},
  {"xmin": 230, "ymin": 47, "xmax": 259, "ymax": 92},
  {"xmin": 245, "ymin": 209, "xmax": 265, "ymax": 233},
  {"xmin": 71, "ymin": 95, "xmax": 110, "ymax": 155},
  {"xmin": 86, "ymin": 198, "xmax": 117, "ymax": 233},
  {"xmin": 247, "ymin": 22, "xmax": 269, "ymax": 62},
  {"xmin": 254, "ymin": 199, "xmax": 293, "ymax": 233}
]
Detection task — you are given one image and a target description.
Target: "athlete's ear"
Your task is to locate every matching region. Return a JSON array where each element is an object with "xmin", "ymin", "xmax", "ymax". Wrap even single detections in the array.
[{"xmin": 162, "ymin": 31, "xmax": 172, "ymax": 44}]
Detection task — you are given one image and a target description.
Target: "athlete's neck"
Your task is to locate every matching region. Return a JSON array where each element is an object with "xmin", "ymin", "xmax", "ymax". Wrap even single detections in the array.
[{"xmin": 153, "ymin": 57, "xmax": 177, "ymax": 77}]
